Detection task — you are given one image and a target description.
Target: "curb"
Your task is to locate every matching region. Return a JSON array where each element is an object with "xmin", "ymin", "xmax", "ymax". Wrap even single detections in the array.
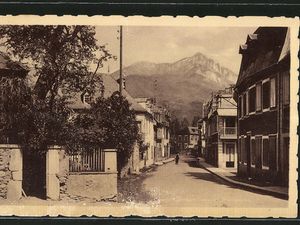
[{"xmin": 198, "ymin": 162, "xmax": 288, "ymax": 200}]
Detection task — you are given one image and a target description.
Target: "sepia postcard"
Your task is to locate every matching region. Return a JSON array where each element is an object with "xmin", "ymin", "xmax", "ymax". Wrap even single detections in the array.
[{"xmin": 0, "ymin": 15, "xmax": 298, "ymax": 218}]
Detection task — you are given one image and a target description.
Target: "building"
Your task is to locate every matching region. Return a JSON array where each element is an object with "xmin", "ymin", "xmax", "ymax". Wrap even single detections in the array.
[
  {"xmin": 203, "ymin": 86, "xmax": 238, "ymax": 168},
  {"xmin": 177, "ymin": 126, "xmax": 199, "ymax": 154},
  {"xmin": 234, "ymin": 27, "xmax": 290, "ymax": 186},
  {"xmin": 135, "ymin": 98, "xmax": 171, "ymax": 164},
  {"xmin": 69, "ymin": 74, "xmax": 150, "ymax": 177},
  {"xmin": 197, "ymin": 118, "xmax": 206, "ymax": 157},
  {"xmin": 135, "ymin": 98, "xmax": 156, "ymax": 168}
]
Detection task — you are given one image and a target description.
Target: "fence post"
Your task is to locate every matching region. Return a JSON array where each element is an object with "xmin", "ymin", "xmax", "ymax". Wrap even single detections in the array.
[
  {"xmin": 46, "ymin": 145, "xmax": 60, "ymax": 200},
  {"xmin": 103, "ymin": 149, "xmax": 117, "ymax": 173}
]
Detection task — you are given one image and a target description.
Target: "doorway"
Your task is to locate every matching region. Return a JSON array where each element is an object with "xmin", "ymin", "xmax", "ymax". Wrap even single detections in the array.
[
  {"xmin": 225, "ymin": 143, "xmax": 235, "ymax": 167},
  {"xmin": 22, "ymin": 150, "xmax": 46, "ymax": 199}
]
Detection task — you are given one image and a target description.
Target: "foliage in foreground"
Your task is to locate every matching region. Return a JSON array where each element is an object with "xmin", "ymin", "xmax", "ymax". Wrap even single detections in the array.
[{"xmin": 0, "ymin": 76, "xmax": 139, "ymax": 173}]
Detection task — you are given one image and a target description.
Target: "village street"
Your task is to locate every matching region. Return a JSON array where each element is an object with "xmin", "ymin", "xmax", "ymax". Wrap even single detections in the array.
[{"xmin": 119, "ymin": 155, "xmax": 288, "ymax": 208}]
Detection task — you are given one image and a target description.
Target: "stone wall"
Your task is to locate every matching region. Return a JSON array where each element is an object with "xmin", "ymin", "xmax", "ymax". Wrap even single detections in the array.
[
  {"xmin": 58, "ymin": 149, "xmax": 118, "ymax": 202},
  {"xmin": 58, "ymin": 149, "xmax": 69, "ymax": 200},
  {"xmin": 0, "ymin": 144, "xmax": 22, "ymax": 200},
  {"xmin": 63, "ymin": 173, "xmax": 117, "ymax": 202},
  {"xmin": 0, "ymin": 146, "xmax": 12, "ymax": 199}
]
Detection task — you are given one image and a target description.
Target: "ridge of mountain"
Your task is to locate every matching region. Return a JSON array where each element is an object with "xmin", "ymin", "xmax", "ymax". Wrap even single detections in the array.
[{"xmin": 111, "ymin": 52, "xmax": 238, "ymax": 122}]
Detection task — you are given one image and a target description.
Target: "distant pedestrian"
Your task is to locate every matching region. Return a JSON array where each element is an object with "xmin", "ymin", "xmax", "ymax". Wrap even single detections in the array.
[{"xmin": 175, "ymin": 153, "xmax": 180, "ymax": 164}]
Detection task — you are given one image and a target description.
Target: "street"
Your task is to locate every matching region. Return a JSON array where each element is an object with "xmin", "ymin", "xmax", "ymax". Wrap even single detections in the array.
[{"xmin": 122, "ymin": 155, "xmax": 288, "ymax": 208}]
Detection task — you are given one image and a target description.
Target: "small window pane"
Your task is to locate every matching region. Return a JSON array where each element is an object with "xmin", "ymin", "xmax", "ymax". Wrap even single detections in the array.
[
  {"xmin": 255, "ymin": 137, "xmax": 262, "ymax": 169},
  {"xmin": 283, "ymin": 72, "xmax": 290, "ymax": 105},
  {"xmin": 263, "ymin": 81, "xmax": 270, "ymax": 109},
  {"xmin": 256, "ymin": 83, "xmax": 262, "ymax": 111},
  {"xmin": 269, "ymin": 136, "xmax": 277, "ymax": 171},
  {"xmin": 249, "ymin": 87, "xmax": 256, "ymax": 113},
  {"xmin": 251, "ymin": 139, "xmax": 256, "ymax": 165},
  {"xmin": 243, "ymin": 94, "xmax": 247, "ymax": 116},
  {"xmin": 270, "ymin": 78, "xmax": 276, "ymax": 107},
  {"xmin": 262, "ymin": 138, "xmax": 269, "ymax": 167}
]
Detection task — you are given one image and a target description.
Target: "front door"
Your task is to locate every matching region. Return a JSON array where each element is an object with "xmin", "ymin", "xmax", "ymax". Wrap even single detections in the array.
[{"xmin": 225, "ymin": 143, "xmax": 235, "ymax": 167}]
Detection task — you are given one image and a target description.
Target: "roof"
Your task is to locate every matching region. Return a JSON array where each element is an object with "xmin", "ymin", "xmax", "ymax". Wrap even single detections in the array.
[
  {"xmin": 236, "ymin": 27, "xmax": 289, "ymax": 88},
  {"xmin": 217, "ymin": 108, "xmax": 237, "ymax": 117},
  {"xmin": 0, "ymin": 52, "xmax": 28, "ymax": 76},
  {"xmin": 188, "ymin": 126, "xmax": 199, "ymax": 135},
  {"xmin": 68, "ymin": 74, "xmax": 148, "ymax": 113}
]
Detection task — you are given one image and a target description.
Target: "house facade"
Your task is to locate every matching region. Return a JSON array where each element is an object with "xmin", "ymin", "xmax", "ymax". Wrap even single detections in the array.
[
  {"xmin": 203, "ymin": 86, "xmax": 238, "ymax": 168},
  {"xmin": 135, "ymin": 98, "xmax": 170, "ymax": 165},
  {"xmin": 197, "ymin": 118, "xmax": 206, "ymax": 157},
  {"xmin": 235, "ymin": 27, "xmax": 290, "ymax": 186},
  {"xmin": 177, "ymin": 126, "xmax": 199, "ymax": 154}
]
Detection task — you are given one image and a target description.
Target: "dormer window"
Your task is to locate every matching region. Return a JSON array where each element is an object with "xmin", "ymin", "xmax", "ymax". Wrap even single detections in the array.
[{"xmin": 83, "ymin": 93, "xmax": 92, "ymax": 104}]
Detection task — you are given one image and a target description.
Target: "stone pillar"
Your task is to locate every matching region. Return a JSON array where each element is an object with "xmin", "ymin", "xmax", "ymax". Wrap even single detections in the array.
[
  {"xmin": 104, "ymin": 149, "xmax": 117, "ymax": 173},
  {"xmin": 46, "ymin": 145, "xmax": 60, "ymax": 200},
  {"xmin": 6, "ymin": 145, "xmax": 22, "ymax": 201}
]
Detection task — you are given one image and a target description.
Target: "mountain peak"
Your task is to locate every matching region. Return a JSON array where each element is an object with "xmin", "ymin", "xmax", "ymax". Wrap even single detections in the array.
[{"xmin": 111, "ymin": 52, "xmax": 237, "ymax": 122}]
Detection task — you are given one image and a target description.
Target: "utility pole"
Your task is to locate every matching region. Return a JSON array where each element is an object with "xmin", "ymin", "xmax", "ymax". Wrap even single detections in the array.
[{"xmin": 119, "ymin": 25, "xmax": 123, "ymax": 96}]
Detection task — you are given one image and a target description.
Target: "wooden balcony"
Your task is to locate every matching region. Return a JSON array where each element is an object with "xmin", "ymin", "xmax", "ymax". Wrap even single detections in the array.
[{"xmin": 219, "ymin": 127, "xmax": 237, "ymax": 139}]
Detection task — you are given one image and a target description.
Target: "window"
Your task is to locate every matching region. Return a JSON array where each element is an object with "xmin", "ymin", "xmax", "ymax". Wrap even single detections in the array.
[
  {"xmin": 178, "ymin": 135, "xmax": 182, "ymax": 141},
  {"xmin": 255, "ymin": 136, "xmax": 262, "ymax": 169},
  {"xmin": 262, "ymin": 138, "xmax": 269, "ymax": 167},
  {"xmin": 246, "ymin": 91, "xmax": 249, "ymax": 115},
  {"xmin": 238, "ymin": 96, "xmax": 242, "ymax": 118},
  {"xmin": 184, "ymin": 135, "xmax": 188, "ymax": 142},
  {"xmin": 263, "ymin": 80, "xmax": 270, "ymax": 109},
  {"xmin": 241, "ymin": 137, "xmax": 247, "ymax": 163},
  {"xmin": 270, "ymin": 77, "xmax": 276, "ymax": 107},
  {"xmin": 251, "ymin": 138, "xmax": 256, "ymax": 165},
  {"xmin": 269, "ymin": 136, "xmax": 277, "ymax": 171},
  {"xmin": 225, "ymin": 117, "xmax": 235, "ymax": 127},
  {"xmin": 238, "ymin": 138, "xmax": 241, "ymax": 162},
  {"xmin": 249, "ymin": 87, "xmax": 256, "ymax": 113},
  {"xmin": 283, "ymin": 72, "xmax": 290, "ymax": 105},
  {"xmin": 83, "ymin": 93, "xmax": 92, "ymax": 104},
  {"xmin": 256, "ymin": 83, "xmax": 262, "ymax": 111},
  {"xmin": 243, "ymin": 93, "xmax": 247, "ymax": 117},
  {"xmin": 137, "ymin": 121, "xmax": 142, "ymax": 131}
]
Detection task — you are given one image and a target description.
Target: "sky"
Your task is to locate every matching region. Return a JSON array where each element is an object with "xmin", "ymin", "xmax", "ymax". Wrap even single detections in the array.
[{"xmin": 95, "ymin": 26, "xmax": 257, "ymax": 75}]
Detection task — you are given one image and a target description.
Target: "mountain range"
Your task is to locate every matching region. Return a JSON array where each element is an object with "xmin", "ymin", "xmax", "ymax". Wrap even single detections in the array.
[{"xmin": 111, "ymin": 52, "xmax": 237, "ymax": 123}]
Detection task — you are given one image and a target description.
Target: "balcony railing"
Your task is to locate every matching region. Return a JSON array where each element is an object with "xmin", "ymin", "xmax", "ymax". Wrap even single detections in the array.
[{"xmin": 220, "ymin": 127, "xmax": 237, "ymax": 138}]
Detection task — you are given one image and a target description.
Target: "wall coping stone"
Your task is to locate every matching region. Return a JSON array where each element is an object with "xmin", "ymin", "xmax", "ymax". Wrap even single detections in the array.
[
  {"xmin": 103, "ymin": 149, "xmax": 117, "ymax": 152},
  {"xmin": 48, "ymin": 145, "xmax": 63, "ymax": 150},
  {"xmin": 69, "ymin": 172, "xmax": 117, "ymax": 175},
  {"xmin": 0, "ymin": 144, "xmax": 20, "ymax": 149}
]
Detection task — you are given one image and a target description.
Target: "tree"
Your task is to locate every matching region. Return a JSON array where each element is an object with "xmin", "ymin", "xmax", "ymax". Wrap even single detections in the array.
[
  {"xmin": 0, "ymin": 25, "xmax": 113, "ymax": 105},
  {"xmin": 0, "ymin": 25, "xmax": 114, "ymax": 153},
  {"xmin": 67, "ymin": 92, "xmax": 139, "ymax": 175}
]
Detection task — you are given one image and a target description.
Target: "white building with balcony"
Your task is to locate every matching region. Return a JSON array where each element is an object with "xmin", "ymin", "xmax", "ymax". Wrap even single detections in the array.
[{"xmin": 203, "ymin": 86, "xmax": 238, "ymax": 169}]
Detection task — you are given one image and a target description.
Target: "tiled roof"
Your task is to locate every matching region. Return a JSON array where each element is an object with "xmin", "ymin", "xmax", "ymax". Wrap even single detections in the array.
[
  {"xmin": 0, "ymin": 52, "xmax": 28, "ymax": 75},
  {"xmin": 236, "ymin": 27, "xmax": 289, "ymax": 87},
  {"xmin": 188, "ymin": 126, "xmax": 199, "ymax": 135},
  {"xmin": 68, "ymin": 74, "xmax": 148, "ymax": 113}
]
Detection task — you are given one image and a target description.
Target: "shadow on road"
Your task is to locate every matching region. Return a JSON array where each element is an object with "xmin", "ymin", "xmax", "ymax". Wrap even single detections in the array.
[
  {"xmin": 184, "ymin": 171, "xmax": 229, "ymax": 186},
  {"xmin": 117, "ymin": 167, "xmax": 157, "ymax": 203}
]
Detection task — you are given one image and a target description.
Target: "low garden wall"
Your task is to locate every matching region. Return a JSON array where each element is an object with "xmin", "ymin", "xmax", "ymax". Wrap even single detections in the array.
[
  {"xmin": 58, "ymin": 148, "xmax": 118, "ymax": 202},
  {"xmin": 0, "ymin": 144, "xmax": 22, "ymax": 200}
]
